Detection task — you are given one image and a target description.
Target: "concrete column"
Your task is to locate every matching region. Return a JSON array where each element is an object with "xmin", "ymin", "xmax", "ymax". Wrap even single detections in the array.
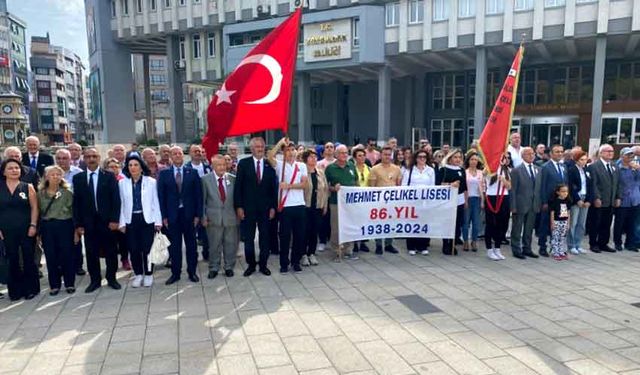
[
  {"xmin": 142, "ymin": 54, "xmax": 155, "ymax": 140},
  {"xmin": 414, "ymin": 74, "xmax": 425, "ymax": 131},
  {"xmin": 377, "ymin": 65, "xmax": 391, "ymax": 142},
  {"xmin": 187, "ymin": 0, "xmax": 193, "ymax": 28},
  {"xmin": 200, "ymin": 31, "xmax": 207, "ymax": 80},
  {"xmin": 158, "ymin": 0, "xmax": 165, "ymax": 32},
  {"xmin": 503, "ymin": 0, "xmax": 514, "ymax": 43},
  {"xmin": 142, "ymin": 0, "xmax": 150, "ymax": 34},
  {"xmin": 565, "ymin": 0, "xmax": 576, "ymax": 37},
  {"xmin": 448, "ymin": 0, "xmax": 458, "ymax": 48},
  {"xmin": 297, "ymin": 73, "xmax": 311, "ymax": 144},
  {"xmin": 332, "ymin": 82, "xmax": 343, "ymax": 141},
  {"xmin": 403, "ymin": 76, "xmax": 413, "ymax": 146},
  {"xmin": 185, "ymin": 33, "xmax": 193, "ymax": 82},
  {"xmin": 475, "ymin": 0, "xmax": 486, "ymax": 45},
  {"xmin": 234, "ymin": 0, "xmax": 242, "ymax": 22},
  {"xmin": 129, "ymin": 0, "xmax": 137, "ymax": 36},
  {"xmin": 422, "ymin": 0, "xmax": 432, "ymax": 50},
  {"xmin": 115, "ymin": 0, "xmax": 124, "ymax": 38},
  {"xmin": 474, "ymin": 47, "xmax": 487, "ymax": 138},
  {"xmin": 270, "ymin": 0, "xmax": 278, "ymax": 16},
  {"xmin": 533, "ymin": 0, "xmax": 544, "ymax": 40},
  {"xmin": 399, "ymin": 0, "xmax": 409, "ymax": 53},
  {"xmin": 218, "ymin": 1, "xmax": 226, "ymax": 23},
  {"xmin": 589, "ymin": 36, "xmax": 606, "ymax": 154},
  {"xmin": 172, "ymin": 0, "xmax": 179, "ymax": 30},
  {"xmin": 202, "ymin": 0, "xmax": 209, "ymax": 25},
  {"xmin": 167, "ymin": 35, "xmax": 186, "ymax": 143},
  {"xmin": 597, "ymin": 0, "xmax": 610, "ymax": 34},
  {"xmin": 633, "ymin": 0, "xmax": 640, "ymax": 31}
]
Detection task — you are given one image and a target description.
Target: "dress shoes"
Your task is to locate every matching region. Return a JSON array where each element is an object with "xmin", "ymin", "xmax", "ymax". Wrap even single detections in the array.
[
  {"xmin": 188, "ymin": 273, "xmax": 200, "ymax": 282},
  {"xmin": 512, "ymin": 252, "xmax": 526, "ymax": 259},
  {"xmin": 600, "ymin": 245, "xmax": 616, "ymax": 253},
  {"xmin": 384, "ymin": 245, "xmax": 399, "ymax": 254},
  {"xmin": 538, "ymin": 248, "xmax": 549, "ymax": 257},
  {"xmin": 208, "ymin": 271, "xmax": 218, "ymax": 279},
  {"xmin": 591, "ymin": 245, "xmax": 601, "ymax": 253},
  {"xmin": 375, "ymin": 246, "xmax": 383, "ymax": 255},
  {"xmin": 523, "ymin": 251, "xmax": 539, "ymax": 259},
  {"xmin": 76, "ymin": 269, "xmax": 86, "ymax": 276},
  {"xmin": 259, "ymin": 267, "xmax": 271, "ymax": 276},
  {"xmin": 165, "ymin": 275, "xmax": 180, "ymax": 285},
  {"xmin": 359, "ymin": 243, "xmax": 370, "ymax": 252},
  {"xmin": 85, "ymin": 283, "xmax": 101, "ymax": 293},
  {"xmin": 225, "ymin": 269, "xmax": 234, "ymax": 277},
  {"xmin": 243, "ymin": 267, "xmax": 256, "ymax": 277},
  {"xmin": 107, "ymin": 280, "xmax": 122, "ymax": 290},
  {"xmin": 615, "ymin": 244, "xmax": 623, "ymax": 251}
]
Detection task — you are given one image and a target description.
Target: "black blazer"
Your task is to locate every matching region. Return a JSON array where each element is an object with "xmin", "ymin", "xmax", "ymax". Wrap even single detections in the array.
[
  {"xmin": 157, "ymin": 165, "xmax": 203, "ymax": 224},
  {"xmin": 567, "ymin": 164, "xmax": 593, "ymax": 204},
  {"xmin": 233, "ymin": 156, "xmax": 277, "ymax": 216},
  {"xmin": 22, "ymin": 152, "xmax": 54, "ymax": 177},
  {"xmin": 20, "ymin": 165, "xmax": 39, "ymax": 187},
  {"xmin": 72, "ymin": 168, "xmax": 121, "ymax": 228}
]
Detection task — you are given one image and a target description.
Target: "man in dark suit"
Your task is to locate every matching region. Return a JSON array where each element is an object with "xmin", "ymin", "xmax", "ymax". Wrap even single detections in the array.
[
  {"xmin": 72, "ymin": 148, "xmax": 122, "ymax": 293},
  {"xmin": 186, "ymin": 144, "xmax": 212, "ymax": 261},
  {"xmin": 234, "ymin": 137, "xmax": 278, "ymax": 277},
  {"xmin": 22, "ymin": 136, "xmax": 54, "ymax": 177},
  {"xmin": 536, "ymin": 144, "xmax": 569, "ymax": 256},
  {"xmin": 510, "ymin": 147, "xmax": 541, "ymax": 259},
  {"xmin": 158, "ymin": 146, "xmax": 203, "ymax": 284},
  {"xmin": 586, "ymin": 144, "xmax": 620, "ymax": 253},
  {"xmin": 4, "ymin": 146, "xmax": 39, "ymax": 187}
]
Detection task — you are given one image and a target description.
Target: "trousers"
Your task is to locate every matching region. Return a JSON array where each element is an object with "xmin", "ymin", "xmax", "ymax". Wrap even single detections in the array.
[
  {"xmin": 126, "ymin": 213, "xmax": 155, "ymax": 276},
  {"xmin": 279, "ymin": 205, "xmax": 306, "ymax": 268},
  {"xmin": 41, "ymin": 219, "xmax": 76, "ymax": 290}
]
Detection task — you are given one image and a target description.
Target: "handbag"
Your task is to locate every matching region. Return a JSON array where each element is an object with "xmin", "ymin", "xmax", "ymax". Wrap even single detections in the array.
[
  {"xmin": 0, "ymin": 239, "xmax": 8, "ymax": 285},
  {"xmin": 148, "ymin": 232, "xmax": 171, "ymax": 270}
]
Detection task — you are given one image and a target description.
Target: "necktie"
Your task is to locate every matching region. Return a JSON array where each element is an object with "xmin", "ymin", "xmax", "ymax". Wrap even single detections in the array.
[
  {"xmin": 89, "ymin": 172, "xmax": 97, "ymax": 210},
  {"xmin": 218, "ymin": 177, "xmax": 226, "ymax": 203},
  {"xmin": 556, "ymin": 163, "xmax": 563, "ymax": 179},
  {"xmin": 31, "ymin": 156, "xmax": 36, "ymax": 169},
  {"xmin": 256, "ymin": 160, "xmax": 261, "ymax": 183},
  {"xmin": 175, "ymin": 168, "xmax": 182, "ymax": 193},
  {"xmin": 528, "ymin": 164, "xmax": 535, "ymax": 183},
  {"xmin": 606, "ymin": 163, "xmax": 612, "ymax": 175}
]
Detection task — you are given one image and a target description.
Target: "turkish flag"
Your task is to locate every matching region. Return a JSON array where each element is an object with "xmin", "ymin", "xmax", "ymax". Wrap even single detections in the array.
[
  {"xmin": 478, "ymin": 45, "xmax": 524, "ymax": 175},
  {"xmin": 203, "ymin": 7, "xmax": 302, "ymax": 157}
]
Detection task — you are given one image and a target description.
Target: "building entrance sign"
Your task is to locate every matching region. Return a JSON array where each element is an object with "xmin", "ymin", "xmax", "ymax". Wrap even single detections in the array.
[{"xmin": 303, "ymin": 19, "xmax": 352, "ymax": 62}]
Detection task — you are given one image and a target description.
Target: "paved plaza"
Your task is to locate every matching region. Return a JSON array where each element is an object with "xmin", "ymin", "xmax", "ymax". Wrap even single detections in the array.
[{"xmin": 2, "ymin": 242, "xmax": 640, "ymax": 375}]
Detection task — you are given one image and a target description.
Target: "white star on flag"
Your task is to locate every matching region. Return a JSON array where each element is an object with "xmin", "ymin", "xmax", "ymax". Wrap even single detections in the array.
[
  {"xmin": 215, "ymin": 84, "xmax": 236, "ymax": 105},
  {"xmin": 508, "ymin": 68, "xmax": 517, "ymax": 77}
]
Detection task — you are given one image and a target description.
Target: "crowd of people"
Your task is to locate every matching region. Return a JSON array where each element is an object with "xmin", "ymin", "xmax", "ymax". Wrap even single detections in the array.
[{"xmin": 0, "ymin": 134, "xmax": 638, "ymax": 302}]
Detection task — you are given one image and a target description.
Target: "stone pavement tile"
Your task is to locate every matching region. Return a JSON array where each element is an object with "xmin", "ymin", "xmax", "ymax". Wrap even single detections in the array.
[
  {"xmin": 141, "ymin": 353, "xmax": 179, "ymax": 375},
  {"xmin": 412, "ymin": 360, "xmax": 461, "ymax": 375},
  {"xmin": 484, "ymin": 355, "xmax": 538, "ymax": 375},
  {"xmin": 259, "ymin": 364, "xmax": 299, "ymax": 375},
  {"xmin": 35, "ymin": 328, "xmax": 79, "ymax": 353},
  {"xmin": 64, "ymin": 331, "xmax": 111, "ymax": 365},
  {"xmin": 61, "ymin": 363, "xmax": 102, "ymax": 375},
  {"xmin": 356, "ymin": 340, "xmax": 414, "ymax": 375},
  {"xmin": 144, "ymin": 324, "xmax": 178, "ymax": 355},
  {"xmin": 282, "ymin": 335, "xmax": 332, "ymax": 372},
  {"xmin": 505, "ymin": 346, "xmax": 578, "ymax": 375},
  {"xmin": 269, "ymin": 310, "xmax": 310, "ymax": 338},
  {"xmin": 231, "ymin": 292, "xmax": 264, "ymax": 311},
  {"xmin": 524, "ymin": 338, "xmax": 584, "ymax": 363},
  {"xmin": 448, "ymin": 331, "xmax": 506, "ymax": 359},
  {"xmin": 319, "ymin": 300, "xmax": 355, "ymax": 317},
  {"xmin": 0, "ymin": 347, "xmax": 35, "ymax": 373},
  {"xmin": 363, "ymin": 316, "xmax": 416, "ymax": 345},
  {"xmin": 102, "ymin": 340, "xmax": 143, "ymax": 375},
  {"xmin": 577, "ymin": 328, "xmax": 634, "ymax": 350},
  {"xmin": 427, "ymin": 297, "xmax": 480, "ymax": 321},
  {"xmin": 111, "ymin": 324, "xmax": 146, "ymax": 343},
  {"xmin": 513, "ymin": 310, "xmax": 574, "ymax": 338},
  {"xmin": 332, "ymin": 314, "xmax": 380, "ymax": 343},
  {"xmin": 299, "ymin": 311, "xmax": 342, "ymax": 339},
  {"xmin": 334, "ymin": 287, "xmax": 368, "ymax": 302},
  {"xmin": 558, "ymin": 306, "xmax": 625, "ymax": 331},
  {"xmin": 565, "ymin": 359, "xmax": 619, "ymax": 375},
  {"xmin": 485, "ymin": 299, "xmax": 528, "ymax": 314},
  {"xmin": 290, "ymin": 297, "xmax": 324, "ymax": 313},
  {"xmin": 356, "ymin": 284, "xmax": 395, "ymax": 302},
  {"xmin": 217, "ymin": 353, "xmax": 258, "ymax": 375},
  {"xmin": 261, "ymin": 297, "xmax": 294, "ymax": 313},
  {"xmin": 423, "ymin": 315, "xmax": 470, "ymax": 334},
  {"xmin": 306, "ymin": 286, "xmax": 340, "ymax": 302},
  {"xmin": 317, "ymin": 336, "xmax": 372, "ymax": 373},
  {"xmin": 619, "ymin": 347, "xmax": 640, "ymax": 364},
  {"xmin": 613, "ymin": 329, "xmax": 640, "ymax": 346},
  {"xmin": 207, "ymin": 302, "xmax": 241, "ymax": 326},
  {"xmin": 7, "ymin": 325, "xmax": 49, "ymax": 345},
  {"xmin": 526, "ymin": 303, "xmax": 571, "ymax": 322},
  {"xmin": 462, "ymin": 318, "xmax": 525, "ymax": 349},
  {"xmin": 375, "ymin": 299, "xmax": 422, "ymax": 323},
  {"xmin": 179, "ymin": 340, "xmax": 218, "ymax": 375},
  {"xmin": 348, "ymin": 300, "xmax": 387, "ymax": 319},
  {"xmin": 424, "ymin": 340, "xmax": 495, "ymax": 375},
  {"xmin": 402, "ymin": 321, "xmax": 448, "ymax": 343},
  {"xmin": 511, "ymin": 328, "xmax": 552, "ymax": 344},
  {"xmin": 239, "ymin": 310, "xmax": 277, "ymax": 336},
  {"xmin": 298, "ymin": 368, "xmax": 339, "ymax": 375},
  {"xmin": 48, "ymin": 315, "xmax": 87, "ymax": 332},
  {"xmin": 247, "ymin": 333, "xmax": 291, "ymax": 368},
  {"xmin": 480, "ymin": 311, "xmax": 529, "ymax": 331},
  {"xmin": 212, "ymin": 325, "xmax": 251, "ymax": 357},
  {"xmin": 558, "ymin": 335, "xmax": 640, "ymax": 372},
  {"xmin": 147, "ymin": 311, "xmax": 180, "ymax": 327},
  {"xmin": 392, "ymin": 341, "xmax": 439, "ymax": 365},
  {"xmin": 179, "ymin": 316, "xmax": 213, "ymax": 343}
]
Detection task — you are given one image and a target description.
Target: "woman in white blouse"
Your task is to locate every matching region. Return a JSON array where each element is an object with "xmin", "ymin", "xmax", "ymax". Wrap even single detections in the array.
[
  {"xmin": 462, "ymin": 152, "xmax": 485, "ymax": 252},
  {"xmin": 402, "ymin": 149, "xmax": 436, "ymax": 256}
]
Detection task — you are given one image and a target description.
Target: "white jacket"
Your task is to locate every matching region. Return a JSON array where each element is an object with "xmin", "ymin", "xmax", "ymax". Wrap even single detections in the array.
[{"xmin": 118, "ymin": 176, "xmax": 163, "ymax": 228}]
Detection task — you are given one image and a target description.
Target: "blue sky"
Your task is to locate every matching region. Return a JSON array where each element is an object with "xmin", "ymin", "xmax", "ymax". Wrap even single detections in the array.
[{"xmin": 11, "ymin": 0, "xmax": 89, "ymax": 66}]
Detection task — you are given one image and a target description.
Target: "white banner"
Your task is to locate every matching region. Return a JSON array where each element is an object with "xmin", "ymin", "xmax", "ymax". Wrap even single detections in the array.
[{"xmin": 337, "ymin": 186, "xmax": 457, "ymax": 243}]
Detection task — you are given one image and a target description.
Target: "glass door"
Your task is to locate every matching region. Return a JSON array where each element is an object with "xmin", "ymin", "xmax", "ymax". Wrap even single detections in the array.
[{"xmin": 549, "ymin": 124, "xmax": 562, "ymax": 146}]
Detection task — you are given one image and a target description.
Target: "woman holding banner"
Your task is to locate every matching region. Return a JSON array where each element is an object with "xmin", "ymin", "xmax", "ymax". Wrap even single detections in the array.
[
  {"xmin": 484, "ymin": 153, "xmax": 512, "ymax": 261},
  {"xmin": 403, "ymin": 149, "xmax": 436, "ymax": 255},
  {"xmin": 436, "ymin": 149, "xmax": 468, "ymax": 256}
]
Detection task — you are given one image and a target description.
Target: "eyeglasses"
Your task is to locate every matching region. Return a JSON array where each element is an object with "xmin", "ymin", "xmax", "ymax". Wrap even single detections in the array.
[{"xmin": 417, "ymin": 155, "xmax": 427, "ymax": 159}]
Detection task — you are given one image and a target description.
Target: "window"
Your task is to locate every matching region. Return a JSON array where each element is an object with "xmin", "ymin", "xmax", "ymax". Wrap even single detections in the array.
[
  {"xmin": 385, "ymin": 2, "xmax": 400, "ymax": 26},
  {"xmin": 179, "ymin": 0, "xmax": 186, "ymax": 5},
  {"xmin": 122, "ymin": 0, "xmax": 129, "ymax": 14},
  {"xmin": 38, "ymin": 95, "xmax": 51, "ymax": 103},
  {"xmin": 311, "ymin": 87, "xmax": 324, "ymax": 109},
  {"xmin": 111, "ymin": 0, "xmax": 117, "ymax": 16},
  {"xmin": 431, "ymin": 119, "xmax": 466, "ymax": 148},
  {"xmin": 514, "ymin": 0, "xmax": 533, "ymax": 10},
  {"xmin": 207, "ymin": 33, "xmax": 216, "ymax": 57},
  {"xmin": 136, "ymin": 0, "xmax": 143, "ymax": 12},
  {"xmin": 193, "ymin": 34, "xmax": 201, "ymax": 59},
  {"xmin": 458, "ymin": 0, "xmax": 475, "ymax": 17},
  {"xmin": 35, "ymin": 68, "xmax": 48, "ymax": 75},
  {"xmin": 353, "ymin": 18, "xmax": 359, "ymax": 47},
  {"xmin": 151, "ymin": 74, "xmax": 166, "ymax": 84},
  {"xmin": 486, "ymin": 0, "xmax": 504, "ymax": 14},
  {"xmin": 150, "ymin": 59, "xmax": 165, "ymax": 69},
  {"xmin": 194, "ymin": 0, "xmax": 201, "ymax": 3},
  {"xmin": 601, "ymin": 115, "xmax": 640, "ymax": 144},
  {"xmin": 545, "ymin": 0, "xmax": 565, "ymax": 7},
  {"xmin": 409, "ymin": 1, "xmax": 424, "ymax": 24},
  {"xmin": 151, "ymin": 90, "xmax": 167, "ymax": 100},
  {"xmin": 432, "ymin": 0, "xmax": 448, "ymax": 21},
  {"xmin": 165, "ymin": 0, "xmax": 171, "ymax": 7},
  {"xmin": 151, "ymin": 0, "xmax": 157, "ymax": 10},
  {"xmin": 576, "ymin": 0, "xmax": 596, "ymax": 2},
  {"xmin": 432, "ymin": 73, "xmax": 465, "ymax": 109},
  {"xmin": 36, "ymin": 80, "xmax": 50, "ymax": 89},
  {"xmin": 179, "ymin": 36, "xmax": 185, "ymax": 60},
  {"xmin": 40, "ymin": 109, "xmax": 53, "ymax": 116}
]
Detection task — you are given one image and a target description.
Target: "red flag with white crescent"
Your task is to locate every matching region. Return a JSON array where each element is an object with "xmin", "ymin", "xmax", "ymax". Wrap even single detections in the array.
[
  {"xmin": 203, "ymin": 8, "xmax": 302, "ymax": 157},
  {"xmin": 478, "ymin": 45, "xmax": 524, "ymax": 175}
]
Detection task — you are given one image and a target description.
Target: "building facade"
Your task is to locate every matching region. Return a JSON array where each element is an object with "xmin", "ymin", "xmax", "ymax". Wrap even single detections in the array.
[
  {"xmin": 132, "ymin": 53, "xmax": 173, "ymax": 142},
  {"xmin": 30, "ymin": 35, "xmax": 87, "ymax": 144},
  {"xmin": 0, "ymin": 0, "xmax": 29, "ymax": 113},
  {"xmin": 91, "ymin": 0, "xmax": 640, "ymax": 152}
]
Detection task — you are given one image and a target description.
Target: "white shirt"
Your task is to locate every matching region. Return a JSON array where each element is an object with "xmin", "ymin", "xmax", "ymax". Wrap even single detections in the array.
[
  {"xmin": 64, "ymin": 165, "xmax": 83, "ymax": 190},
  {"xmin": 317, "ymin": 157, "xmax": 335, "ymax": 171},
  {"xmin": 577, "ymin": 166, "xmax": 587, "ymax": 197},
  {"xmin": 253, "ymin": 157, "xmax": 265, "ymax": 178},
  {"xmin": 485, "ymin": 175, "xmax": 509, "ymax": 196},
  {"xmin": 507, "ymin": 145, "xmax": 523, "ymax": 168},
  {"xmin": 402, "ymin": 165, "xmax": 435, "ymax": 186},
  {"xmin": 276, "ymin": 160, "xmax": 308, "ymax": 207},
  {"xmin": 551, "ymin": 160, "xmax": 564, "ymax": 176},
  {"xmin": 213, "ymin": 171, "xmax": 227, "ymax": 194},
  {"xmin": 523, "ymin": 162, "xmax": 537, "ymax": 180},
  {"xmin": 87, "ymin": 167, "xmax": 100, "ymax": 209},
  {"xmin": 191, "ymin": 162, "xmax": 205, "ymax": 177},
  {"xmin": 173, "ymin": 164, "xmax": 184, "ymax": 179}
]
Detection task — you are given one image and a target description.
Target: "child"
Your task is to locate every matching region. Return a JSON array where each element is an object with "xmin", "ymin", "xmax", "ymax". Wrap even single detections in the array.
[{"xmin": 550, "ymin": 184, "xmax": 572, "ymax": 260}]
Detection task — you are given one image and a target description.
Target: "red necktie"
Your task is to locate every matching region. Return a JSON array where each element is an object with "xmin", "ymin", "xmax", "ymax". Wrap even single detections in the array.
[
  {"xmin": 256, "ymin": 160, "xmax": 261, "ymax": 183},
  {"xmin": 218, "ymin": 177, "xmax": 226, "ymax": 203}
]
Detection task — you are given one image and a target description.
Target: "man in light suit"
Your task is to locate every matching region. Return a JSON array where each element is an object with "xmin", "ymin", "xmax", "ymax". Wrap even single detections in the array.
[
  {"xmin": 202, "ymin": 155, "xmax": 238, "ymax": 279},
  {"xmin": 586, "ymin": 143, "xmax": 620, "ymax": 253},
  {"xmin": 510, "ymin": 147, "xmax": 541, "ymax": 259},
  {"xmin": 536, "ymin": 144, "xmax": 569, "ymax": 256}
]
